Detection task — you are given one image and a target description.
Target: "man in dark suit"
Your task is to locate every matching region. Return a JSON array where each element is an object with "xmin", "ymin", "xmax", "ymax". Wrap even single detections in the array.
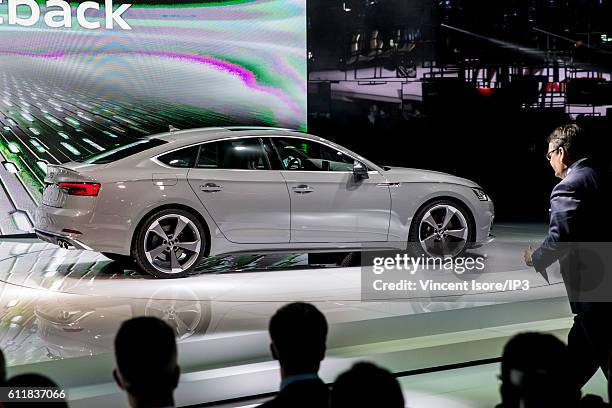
[
  {"xmin": 524, "ymin": 124, "xmax": 612, "ymax": 390},
  {"xmin": 259, "ymin": 302, "xmax": 329, "ymax": 408}
]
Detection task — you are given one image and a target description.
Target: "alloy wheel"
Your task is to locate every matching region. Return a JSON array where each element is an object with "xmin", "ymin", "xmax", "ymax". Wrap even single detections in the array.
[
  {"xmin": 144, "ymin": 214, "xmax": 202, "ymax": 274},
  {"xmin": 418, "ymin": 204, "xmax": 469, "ymax": 258}
]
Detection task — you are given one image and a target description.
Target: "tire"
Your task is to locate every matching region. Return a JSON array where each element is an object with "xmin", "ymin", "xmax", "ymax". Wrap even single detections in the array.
[
  {"xmin": 132, "ymin": 208, "xmax": 207, "ymax": 278},
  {"xmin": 101, "ymin": 252, "xmax": 133, "ymax": 264},
  {"xmin": 408, "ymin": 199, "xmax": 473, "ymax": 258}
]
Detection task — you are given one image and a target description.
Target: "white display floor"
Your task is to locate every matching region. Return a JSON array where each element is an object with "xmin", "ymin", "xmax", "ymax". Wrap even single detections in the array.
[{"xmin": 0, "ymin": 224, "xmax": 587, "ymax": 407}]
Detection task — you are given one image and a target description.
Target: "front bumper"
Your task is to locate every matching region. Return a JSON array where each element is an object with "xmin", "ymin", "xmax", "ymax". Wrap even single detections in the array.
[
  {"xmin": 473, "ymin": 199, "xmax": 495, "ymax": 247},
  {"xmin": 469, "ymin": 233, "xmax": 495, "ymax": 249},
  {"xmin": 35, "ymin": 228, "xmax": 93, "ymax": 251}
]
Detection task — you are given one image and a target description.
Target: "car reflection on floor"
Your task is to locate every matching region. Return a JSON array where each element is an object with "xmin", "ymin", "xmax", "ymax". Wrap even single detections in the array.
[
  {"xmin": 0, "ymin": 225, "xmax": 563, "ymax": 367},
  {"xmin": 34, "ymin": 284, "xmax": 212, "ymax": 360},
  {"xmin": 0, "ymin": 240, "xmax": 308, "ymax": 365}
]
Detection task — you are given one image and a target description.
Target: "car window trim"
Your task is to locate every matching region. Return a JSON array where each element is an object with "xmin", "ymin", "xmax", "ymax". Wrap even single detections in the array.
[
  {"xmin": 157, "ymin": 144, "xmax": 200, "ymax": 168},
  {"xmin": 153, "ymin": 136, "xmax": 272, "ymax": 170},
  {"xmin": 150, "ymin": 134, "xmax": 382, "ymax": 173},
  {"xmin": 257, "ymin": 137, "xmax": 274, "ymax": 170},
  {"xmin": 267, "ymin": 135, "xmax": 380, "ymax": 171},
  {"xmin": 263, "ymin": 137, "xmax": 285, "ymax": 171},
  {"xmin": 268, "ymin": 135, "xmax": 374, "ymax": 173},
  {"xmin": 151, "ymin": 136, "xmax": 254, "ymax": 169}
]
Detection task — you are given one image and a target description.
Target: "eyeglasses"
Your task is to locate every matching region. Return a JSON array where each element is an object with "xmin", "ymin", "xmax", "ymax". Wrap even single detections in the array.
[{"xmin": 545, "ymin": 147, "xmax": 561, "ymax": 161}]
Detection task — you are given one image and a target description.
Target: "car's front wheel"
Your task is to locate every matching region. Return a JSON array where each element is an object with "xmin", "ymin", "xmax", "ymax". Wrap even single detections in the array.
[
  {"xmin": 132, "ymin": 209, "xmax": 206, "ymax": 278},
  {"xmin": 408, "ymin": 200, "xmax": 472, "ymax": 258}
]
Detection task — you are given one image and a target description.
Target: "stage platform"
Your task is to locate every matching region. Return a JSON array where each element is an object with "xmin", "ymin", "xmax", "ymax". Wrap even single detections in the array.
[{"xmin": 0, "ymin": 223, "xmax": 596, "ymax": 407}]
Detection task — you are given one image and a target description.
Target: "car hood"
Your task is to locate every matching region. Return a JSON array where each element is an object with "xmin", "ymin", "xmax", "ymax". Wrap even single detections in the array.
[{"xmin": 383, "ymin": 166, "xmax": 480, "ymax": 188}]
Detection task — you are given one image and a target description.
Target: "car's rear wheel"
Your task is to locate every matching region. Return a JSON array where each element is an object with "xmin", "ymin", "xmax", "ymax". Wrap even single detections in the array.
[
  {"xmin": 408, "ymin": 200, "xmax": 472, "ymax": 258},
  {"xmin": 132, "ymin": 209, "xmax": 206, "ymax": 278}
]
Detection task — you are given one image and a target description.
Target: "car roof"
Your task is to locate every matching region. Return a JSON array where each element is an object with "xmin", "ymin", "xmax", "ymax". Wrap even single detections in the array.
[{"xmin": 148, "ymin": 126, "xmax": 314, "ymax": 145}]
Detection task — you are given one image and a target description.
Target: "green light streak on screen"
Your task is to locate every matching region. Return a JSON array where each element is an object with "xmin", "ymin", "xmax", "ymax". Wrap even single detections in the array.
[{"xmin": 0, "ymin": 141, "xmax": 44, "ymax": 199}]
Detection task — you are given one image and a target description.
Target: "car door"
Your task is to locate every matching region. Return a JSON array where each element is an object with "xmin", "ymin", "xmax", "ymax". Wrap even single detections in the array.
[
  {"xmin": 269, "ymin": 136, "xmax": 391, "ymax": 243},
  {"xmin": 179, "ymin": 137, "xmax": 290, "ymax": 244}
]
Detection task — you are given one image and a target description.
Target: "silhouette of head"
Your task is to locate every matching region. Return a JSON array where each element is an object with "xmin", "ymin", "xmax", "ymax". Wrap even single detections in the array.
[
  {"xmin": 5, "ymin": 373, "xmax": 68, "ymax": 407},
  {"xmin": 499, "ymin": 332, "xmax": 579, "ymax": 408},
  {"xmin": 113, "ymin": 317, "xmax": 179, "ymax": 406},
  {"xmin": 269, "ymin": 302, "xmax": 328, "ymax": 375},
  {"xmin": 330, "ymin": 362, "xmax": 404, "ymax": 408}
]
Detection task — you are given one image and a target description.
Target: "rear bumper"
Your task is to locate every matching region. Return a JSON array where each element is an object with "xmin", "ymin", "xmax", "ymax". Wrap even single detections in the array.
[
  {"xmin": 35, "ymin": 229, "xmax": 93, "ymax": 251},
  {"xmin": 35, "ymin": 203, "xmax": 133, "ymax": 255}
]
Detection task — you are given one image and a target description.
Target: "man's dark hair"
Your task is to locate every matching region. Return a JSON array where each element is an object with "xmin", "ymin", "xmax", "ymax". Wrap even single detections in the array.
[
  {"xmin": 114, "ymin": 317, "xmax": 178, "ymax": 401},
  {"xmin": 269, "ymin": 302, "xmax": 328, "ymax": 371},
  {"xmin": 547, "ymin": 124, "xmax": 588, "ymax": 160},
  {"xmin": 499, "ymin": 332, "xmax": 579, "ymax": 407},
  {"xmin": 330, "ymin": 362, "xmax": 404, "ymax": 408},
  {"xmin": 5, "ymin": 373, "xmax": 68, "ymax": 407}
]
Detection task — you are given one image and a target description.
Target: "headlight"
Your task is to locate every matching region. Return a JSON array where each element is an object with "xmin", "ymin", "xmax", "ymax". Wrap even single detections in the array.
[{"xmin": 472, "ymin": 188, "xmax": 489, "ymax": 201}]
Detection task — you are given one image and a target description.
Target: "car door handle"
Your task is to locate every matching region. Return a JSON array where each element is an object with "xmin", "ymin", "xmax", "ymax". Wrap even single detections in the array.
[
  {"xmin": 292, "ymin": 184, "xmax": 313, "ymax": 194},
  {"xmin": 200, "ymin": 183, "xmax": 222, "ymax": 192}
]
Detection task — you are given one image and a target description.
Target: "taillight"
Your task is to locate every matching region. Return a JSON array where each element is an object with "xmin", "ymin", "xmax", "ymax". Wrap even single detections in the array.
[{"xmin": 57, "ymin": 182, "xmax": 100, "ymax": 196}]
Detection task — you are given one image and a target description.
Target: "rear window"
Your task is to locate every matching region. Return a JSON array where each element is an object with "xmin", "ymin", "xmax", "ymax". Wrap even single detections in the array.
[
  {"xmin": 158, "ymin": 145, "xmax": 199, "ymax": 168},
  {"xmin": 77, "ymin": 138, "xmax": 167, "ymax": 164}
]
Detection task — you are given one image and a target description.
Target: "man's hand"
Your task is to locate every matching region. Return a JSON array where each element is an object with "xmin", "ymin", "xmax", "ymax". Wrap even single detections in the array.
[{"xmin": 523, "ymin": 245, "xmax": 535, "ymax": 267}]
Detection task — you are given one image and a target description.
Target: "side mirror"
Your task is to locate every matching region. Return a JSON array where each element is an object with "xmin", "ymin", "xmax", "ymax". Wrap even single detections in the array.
[{"xmin": 353, "ymin": 161, "xmax": 369, "ymax": 179}]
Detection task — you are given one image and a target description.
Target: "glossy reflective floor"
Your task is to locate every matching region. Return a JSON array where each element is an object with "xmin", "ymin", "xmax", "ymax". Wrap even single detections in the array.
[
  {"xmin": 215, "ymin": 363, "xmax": 608, "ymax": 408},
  {"xmin": 0, "ymin": 223, "xmax": 582, "ymax": 407}
]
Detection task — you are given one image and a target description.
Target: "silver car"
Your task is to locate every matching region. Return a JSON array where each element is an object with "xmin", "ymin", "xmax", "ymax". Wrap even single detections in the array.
[{"xmin": 35, "ymin": 127, "xmax": 494, "ymax": 278}]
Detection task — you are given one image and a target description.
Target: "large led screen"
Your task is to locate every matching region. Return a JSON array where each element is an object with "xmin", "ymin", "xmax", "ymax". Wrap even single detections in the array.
[{"xmin": 0, "ymin": 0, "xmax": 307, "ymax": 234}]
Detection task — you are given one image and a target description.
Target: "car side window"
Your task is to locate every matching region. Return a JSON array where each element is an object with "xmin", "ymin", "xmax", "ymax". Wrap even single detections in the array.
[
  {"xmin": 271, "ymin": 137, "xmax": 354, "ymax": 171},
  {"xmin": 157, "ymin": 145, "xmax": 199, "ymax": 168},
  {"xmin": 196, "ymin": 138, "xmax": 270, "ymax": 170}
]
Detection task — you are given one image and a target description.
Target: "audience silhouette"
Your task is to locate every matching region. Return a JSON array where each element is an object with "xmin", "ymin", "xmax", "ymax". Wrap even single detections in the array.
[
  {"xmin": 497, "ymin": 332, "xmax": 580, "ymax": 408},
  {"xmin": 579, "ymin": 394, "xmax": 607, "ymax": 408},
  {"xmin": 2, "ymin": 309, "xmax": 612, "ymax": 407},
  {"xmin": 330, "ymin": 362, "xmax": 404, "ymax": 408},
  {"xmin": 259, "ymin": 302, "xmax": 329, "ymax": 408},
  {"xmin": 113, "ymin": 316, "xmax": 180, "ymax": 408}
]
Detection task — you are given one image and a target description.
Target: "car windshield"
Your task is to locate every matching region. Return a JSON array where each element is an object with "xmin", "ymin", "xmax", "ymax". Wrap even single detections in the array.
[{"xmin": 76, "ymin": 138, "xmax": 167, "ymax": 164}]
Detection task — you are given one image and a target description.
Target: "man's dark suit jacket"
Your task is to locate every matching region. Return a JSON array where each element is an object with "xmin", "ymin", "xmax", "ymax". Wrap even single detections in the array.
[
  {"xmin": 258, "ymin": 378, "xmax": 329, "ymax": 408},
  {"xmin": 532, "ymin": 158, "xmax": 611, "ymax": 313}
]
